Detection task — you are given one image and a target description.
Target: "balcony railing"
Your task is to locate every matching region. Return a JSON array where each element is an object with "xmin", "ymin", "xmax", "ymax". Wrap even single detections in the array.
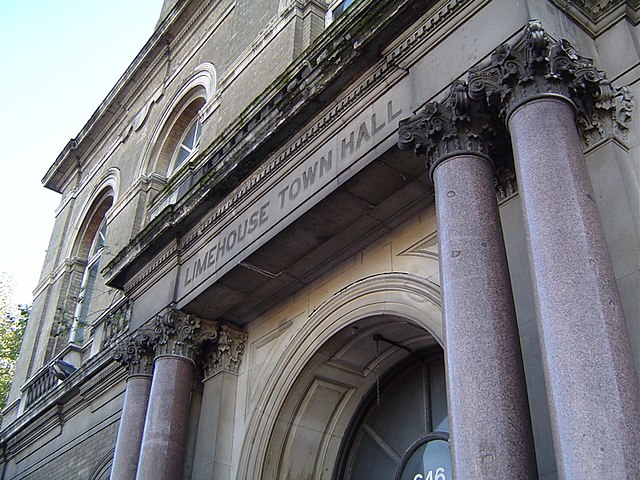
[
  {"xmin": 99, "ymin": 299, "xmax": 131, "ymax": 350},
  {"xmin": 19, "ymin": 300, "xmax": 131, "ymax": 415},
  {"xmin": 23, "ymin": 368, "xmax": 58, "ymax": 410}
]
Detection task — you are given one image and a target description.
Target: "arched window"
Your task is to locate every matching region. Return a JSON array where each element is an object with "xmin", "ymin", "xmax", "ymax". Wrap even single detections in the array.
[
  {"xmin": 171, "ymin": 115, "xmax": 202, "ymax": 172},
  {"xmin": 156, "ymin": 95, "xmax": 206, "ymax": 176},
  {"xmin": 69, "ymin": 218, "xmax": 107, "ymax": 343},
  {"xmin": 68, "ymin": 193, "xmax": 113, "ymax": 345},
  {"xmin": 338, "ymin": 353, "xmax": 450, "ymax": 479},
  {"xmin": 141, "ymin": 63, "xmax": 216, "ymax": 179}
]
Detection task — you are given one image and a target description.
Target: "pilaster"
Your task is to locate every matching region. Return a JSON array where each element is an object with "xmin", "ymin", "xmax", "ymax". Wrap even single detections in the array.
[{"xmin": 192, "ymin": 324, "xmax": 247, "ymax": 480}]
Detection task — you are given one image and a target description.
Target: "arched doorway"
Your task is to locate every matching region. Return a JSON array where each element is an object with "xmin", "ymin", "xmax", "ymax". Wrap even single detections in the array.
[
  {"xmin": 261, "ymin": 315, "xmax": 448, "ymax": 479},
  {"xmin": 237, "ymin": 273, "xmax": 445, "ymax": 480}
]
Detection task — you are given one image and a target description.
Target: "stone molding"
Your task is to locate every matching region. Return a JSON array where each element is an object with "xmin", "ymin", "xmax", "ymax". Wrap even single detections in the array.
[
  {"xmin": 467, "ymin": 20, "xmax": 633, "ymax": 148},
  {"xmin": 104, "ymin": 0, "xmax": 473, "ymax": 293},
  {"xmin": 200, "ymin": 324, "xmax": 248, "ymax": 379},
  {"xmin": 547, "ymin": 1, "xmax": 635, "ymax": 35}
]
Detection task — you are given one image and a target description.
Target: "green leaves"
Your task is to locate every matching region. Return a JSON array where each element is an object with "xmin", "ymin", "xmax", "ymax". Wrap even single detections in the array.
[{"xmin": 0, "ymin": 274, "xmax": 29, "ymax": 411}]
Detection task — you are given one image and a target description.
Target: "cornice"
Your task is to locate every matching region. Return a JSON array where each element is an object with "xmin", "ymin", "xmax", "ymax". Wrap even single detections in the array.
[
  {"xmin": 104, "ymin": 0, "xmax": 466, "ymax": 291},
  {"xmin": 548, "ymin": 0, "xmax": 636, "ymax": 35},
  {"xmin": 41, "ymin": 0, "xmax": 200, "ymax": 194}
]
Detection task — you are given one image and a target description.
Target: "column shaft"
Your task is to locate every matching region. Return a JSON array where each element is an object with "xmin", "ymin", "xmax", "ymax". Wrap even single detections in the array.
[
  {"xmin": 110, "ymin": 374, "xmax": 152, "ymax": 480},
  {"xmin": 434, "ymin": 154, "xmax": 537, "ymax": 479},
  {"xmin": 508, "ymin": 97, "xmax": 640, "ymax": 479},
  {"xmin": 136, "ymin": 356, "xmax": 194, "ymax": 480}
]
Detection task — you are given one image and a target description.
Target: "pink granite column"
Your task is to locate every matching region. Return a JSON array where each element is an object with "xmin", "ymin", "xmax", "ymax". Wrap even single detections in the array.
[
  {"xmin": 135, "ymin": 309, "xmax": 212, "ymax": 480},
  {"xmin": 434, "ymin": 153, "xmax": 536, "ymax": 479},
  {"xmin": 466, "ymin": 21, "xmax": 640, "ymax": 477},
  {"xmin": 111, "ymin": 329, "xmax": 155, "ymax": 480},
  {"xmin": 111, "ymin": 374, "xmax": 152, "ymax": 480},
  {"xmin": 399, "ymin": 81, "xmax": 537, "ymax": 479},
  {"xmin": 507, "ymin": 96, "xmax": 640, "ymax": 479},
  {"xmin": 136, "ymin": 355, "xmax": 194, "ymax": 480}
]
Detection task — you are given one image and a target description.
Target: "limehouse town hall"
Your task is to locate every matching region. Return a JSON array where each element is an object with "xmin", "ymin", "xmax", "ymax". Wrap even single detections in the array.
[{"xmin": 1, "ymin": 1, "xmax": 639, "ymax": 479}]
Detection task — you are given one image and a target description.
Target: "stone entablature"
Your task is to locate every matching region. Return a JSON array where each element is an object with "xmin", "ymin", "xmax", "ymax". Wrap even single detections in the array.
[
  {"xmin": 548, "ymin": 0, "xmax": 639, "ymax": 35},
  {"xmin": 102, "ymin": 0, "xmax": 477, "ymax": 294}
]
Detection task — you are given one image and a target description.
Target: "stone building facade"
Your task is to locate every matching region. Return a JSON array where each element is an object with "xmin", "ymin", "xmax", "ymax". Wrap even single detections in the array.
[{"xmin": 1, "ymin": 0, "xmax": 639, "ymax": 479}]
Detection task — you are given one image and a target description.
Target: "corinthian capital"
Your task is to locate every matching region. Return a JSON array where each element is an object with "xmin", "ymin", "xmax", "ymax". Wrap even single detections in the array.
[
  {"xmin": 151, "ymin": 307, "xmax": 202, "ymax": 360},
  {"xmin": 201, "ymin": 324, "xmax": 247, "ymax": 379},
  {"xmin": 467, "ymin": 20, "xmax": 633, "ymax": 146},
  {"xmin": 398, "ymin": 80, "xmax": 507, "ymax": 176},
  {"xmin": 113, "ymin": 327, "xmax": 155, "ymax": 376}
]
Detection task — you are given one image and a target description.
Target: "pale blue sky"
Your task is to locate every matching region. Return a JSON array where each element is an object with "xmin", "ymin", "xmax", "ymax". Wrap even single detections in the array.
[{"xmin": 0, "ymin": 0, "xmax": 161, "ymax": 304}]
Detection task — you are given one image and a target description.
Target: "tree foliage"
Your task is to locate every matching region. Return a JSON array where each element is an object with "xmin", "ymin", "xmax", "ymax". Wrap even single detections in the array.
[{"xmin": 0, "ymin": 274, "xmax": 28, "ymax": 411}]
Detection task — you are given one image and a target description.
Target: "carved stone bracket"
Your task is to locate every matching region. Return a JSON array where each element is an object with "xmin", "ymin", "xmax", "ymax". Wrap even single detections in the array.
[
  {"xmin": 113, "ymin": 326, "xmax": 155, "ymax": 376},
  {"xmin": 398, "ymin": 80, "xmax": 510, "ymax": 178},
  {"xmin": 467, "ymin": 20, "xmax": 633, "ymax": 147},
  {"xmin": 200, "ymin": 324, "xmax": 247, "ymax": 379}
]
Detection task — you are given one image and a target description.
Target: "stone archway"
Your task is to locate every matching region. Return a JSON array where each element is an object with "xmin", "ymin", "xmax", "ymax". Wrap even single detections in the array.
[
  {"xmin": 237, "ymin": 273, "xmax": 443, "ymax": 480},
  {"xmin": 263, "ymin": 315, "xmax": 443, "ymax": 480}
]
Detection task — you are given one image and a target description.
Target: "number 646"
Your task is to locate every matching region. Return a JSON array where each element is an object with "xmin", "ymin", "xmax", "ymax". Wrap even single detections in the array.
[{"xmin": 414, "ymin": 467, "xmax": 446, "ymax": 480}]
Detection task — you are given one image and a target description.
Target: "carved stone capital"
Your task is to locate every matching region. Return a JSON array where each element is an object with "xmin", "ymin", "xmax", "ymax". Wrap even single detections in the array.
[
  {"xmin": 200, "ymin": 324, "xmax": 247, "ymax": 379},
  {"xmin": 113, "ymin": 327, "xmax": 155, "ymax": 376},
  {"xmin": 398, "ymin": 80, "xmax": 506, "ymax": 177},
  {"xmin": 151, "ymin": 308, "xmax": 202, "ymax": 361},
  {"xmin": 467, "ymin": 20, "xmax": 633, "ymax": 147}
]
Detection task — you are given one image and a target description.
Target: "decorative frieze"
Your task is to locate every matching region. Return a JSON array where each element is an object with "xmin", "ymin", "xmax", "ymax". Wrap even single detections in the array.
[
  {"xmin": 467, "ymin": 20, "xmax": 633, "ymax": 147},
  {"xmin": 547, "ymin": 1, "xmax": 631, "ymax": 34},
  {"xmin": 201, "ymin": 324, "xmax": 247, "ymax": 379}
]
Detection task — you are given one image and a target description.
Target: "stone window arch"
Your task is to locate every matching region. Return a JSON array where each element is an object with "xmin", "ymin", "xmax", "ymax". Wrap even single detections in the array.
[
  {"xmin": 67, "ymin": 189, "xmax": 114, "ymax": 345},
  {"xmin": 155, "ymin": 91, "xmax": 206, "ymax": 176},
  {"xmin": 142, "ymin": 62, "xmax": 217, "ymax": 177}
]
